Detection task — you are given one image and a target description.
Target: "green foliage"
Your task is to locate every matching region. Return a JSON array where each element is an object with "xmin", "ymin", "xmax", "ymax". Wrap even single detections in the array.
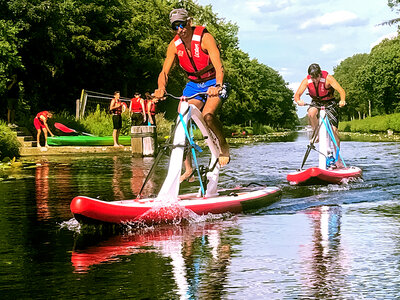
[
  {"xmin": 80, "ymin": 107, "xmax": 131, "ymax": 136},
  {"xmin": 0, "ymin": 19, "xmax": 23, "ymax": 94},
  {"xmin": 0, "ymin": 121, "xmax": 21, "ymax": 160},
  {"xmin": 333, "ymin": 53, "xmax": 369, "ymax": 120},
  {"xmin": 155, "ymin": 113, "xmax": 174, "ymax": 140},
  {"xmin": 339, "ymin": 113, "xmax": 400, "ymax": 133},
  {"xmin": 1, "ymin": 0, "xmax": 297, "ymax": 129},
  {"xmin": 225, "ymin": 123, "xmax": 274, "ymax": 136},
  {"xmin": 334, "ymin": 35, "xmax": 400, "ymax": 120}
]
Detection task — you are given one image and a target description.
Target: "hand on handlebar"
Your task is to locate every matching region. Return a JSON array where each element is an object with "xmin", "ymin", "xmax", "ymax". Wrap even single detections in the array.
[
  {"xmin": 296, "ymin": 100, "xmax": 305, "ymax": 106},
  {"xmin": 339, "ymin": 100, "xmax": 346, "ymax": 107},
  {"xmin": 153, "ymin": 88, "xmax": 166, "ymax": 100},
  {"xmin": 207, "ymin": 85, "xmax": 222, "ymax": 97}
]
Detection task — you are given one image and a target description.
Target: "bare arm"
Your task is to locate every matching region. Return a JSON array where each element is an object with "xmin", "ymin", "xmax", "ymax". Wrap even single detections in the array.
[
  {"xmin": 294, "ymin": 78, "xmax": 308, "ymax": 106},
  {"xmin": 147, "ymin": 101, "xmax": 154, "ymax": 124},
  {"xmin": 202, "ymin": 33, "xmax": 224, "ymax": 96},
  {"xmin": 154, "ymin": 41, "xmax": 177, "ymax": 98},
  {"xmin": 40, "ymin": 116, "xmax": 54, "ymax": 136},
  {"xmin": 327, "ymin": 75, "xmax": 346, "ymax": 107},
  {"xmin": 141, "ymin": 99, "xmax": 146, "ymax": 120},
  {"xmin": 109, "ymin": 99, "xmax": 121, "ymax": 111}
]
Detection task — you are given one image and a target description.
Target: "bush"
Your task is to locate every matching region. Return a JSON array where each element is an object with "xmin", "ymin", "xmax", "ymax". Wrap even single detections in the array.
[
  {"xmin": 0, "ymin": 121, "xmax": 21, "ymax": 160},
  {"xmin": 80, "ymin": 106, "xmax": 131, "ymax": 136},
  {"xmin": 338, "ymin": 113, "xmax": 400, "ymax": 133},
  {"xmin": 155, "ymin": 112, "xmax": 174, "ymax": 140}
]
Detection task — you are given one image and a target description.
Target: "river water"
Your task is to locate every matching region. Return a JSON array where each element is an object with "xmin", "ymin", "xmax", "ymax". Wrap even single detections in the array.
[{"xmin": 0, "ymin": 132, "xmax": 399, "ymax": 299}]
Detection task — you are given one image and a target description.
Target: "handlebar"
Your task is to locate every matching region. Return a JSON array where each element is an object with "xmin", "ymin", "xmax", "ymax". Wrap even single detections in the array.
[
  {"xmin": 156, "ymin": 83, "xmax": 230, "ymax": 101},
  {"xmin": 165, "ymin": 92, "xmax": 208, "ymax": 101},
  {"xmin": 301, "ymin": 102, "xmax": 336, "ymax": 109}
]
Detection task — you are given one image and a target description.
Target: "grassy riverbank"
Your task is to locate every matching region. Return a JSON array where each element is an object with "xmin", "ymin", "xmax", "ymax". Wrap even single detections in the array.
[{"xmin": 339, "ymin": 113, "xmax": 400, "ymax": 133}]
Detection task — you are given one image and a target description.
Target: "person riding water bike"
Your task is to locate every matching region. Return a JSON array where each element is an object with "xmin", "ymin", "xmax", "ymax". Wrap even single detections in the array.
[
  {"xmin": 153, "ymin": 8, "xmax": 230, "ymax": 182},
  {"xmin": 294, "ymin": 63, "xmax": 346, "ymax": 147}
]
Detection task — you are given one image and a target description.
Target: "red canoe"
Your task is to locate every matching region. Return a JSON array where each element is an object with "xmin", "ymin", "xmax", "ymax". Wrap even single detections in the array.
[
  {"xmin": 70, "ymin": 186, "xmax": 281, "ymax": 225},
  {"xmin": 287, "ymin": 166, "xmax": 362, "ymax": 185}
]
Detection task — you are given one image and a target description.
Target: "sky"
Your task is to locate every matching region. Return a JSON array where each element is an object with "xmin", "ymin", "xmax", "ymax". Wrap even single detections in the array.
[{"xmin": 197, "ymin": 0, "xmax": 399, "ymax": 117}]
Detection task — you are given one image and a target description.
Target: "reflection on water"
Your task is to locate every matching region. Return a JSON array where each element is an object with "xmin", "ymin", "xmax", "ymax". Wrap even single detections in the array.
[
  {"xmin": 72, "ymin": 221, "xmax": 236, "ymax": 299},
  {"xmin": 1, "ymin": 132, "xmax": 400, "ymax": 298},
  {"xmin": 301, "ymin": 205, "xmax": 349, "ymax": 299},
  {"xmin": 35, "ymin": 162, "xmax": 50, "ymax": 220}
]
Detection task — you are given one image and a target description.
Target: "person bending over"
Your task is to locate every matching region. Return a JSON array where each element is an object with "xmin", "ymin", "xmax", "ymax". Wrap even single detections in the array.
[{"xmin": 34, "ymin": 111, "xmax": 54, "ymax": 148}]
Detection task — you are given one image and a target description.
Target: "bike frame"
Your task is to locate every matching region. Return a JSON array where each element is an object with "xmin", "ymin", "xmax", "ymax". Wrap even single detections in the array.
[{"xmin": 157, "ymin": 93, "xmax": 221, "ymax": 200}]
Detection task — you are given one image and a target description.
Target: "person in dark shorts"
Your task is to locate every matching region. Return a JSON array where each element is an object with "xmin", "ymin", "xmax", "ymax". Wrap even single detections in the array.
[
  {"xmin": 109, "ymin": 91, "xmax": 123, "ymax": 147},
  {"xmin": 7, "ymin": 74, "xmax": 19, "ymax": 126},
  {"xmin": 294, "ymin": 63, "xmax": 346, "ymax": 147},
  {"xmin": 129, "ymin": 92, "xmax": 146, "ymax": 126}
]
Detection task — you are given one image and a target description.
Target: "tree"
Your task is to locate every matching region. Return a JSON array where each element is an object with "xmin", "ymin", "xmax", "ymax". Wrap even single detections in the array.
[
  {"xmin": 380, "ymin": 0, "xmax": 400, "ymax": 28},
  {"xmin": 359, "ymin": 36, "xmax": 400, "ymax": 114},
  {"xmin": 333, "ymin": 53, "xmax": 369, "ymax": 120}
]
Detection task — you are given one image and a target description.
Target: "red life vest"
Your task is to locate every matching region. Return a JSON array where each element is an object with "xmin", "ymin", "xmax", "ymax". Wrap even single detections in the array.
[
  {"xmin": 147, "ymin": 100, "xmax": 156, "ymax": 115},
  {"xmin": 174, "ymin": 26, "xmax": 216, "ymax": 83},
  {"xmin": 130, "ymin": 97, "xmax": 143, "ymax": 113},
  {"xmin": 36, "ymin": 111, "xmax": 49, "ymax": 121},
  {"xmin": 307, "ymin": 71, "xmax": 335, "ymax": 101},
  {"xmin": 110, "ymin": 98, "xmax": 122, "ymax": 115}
]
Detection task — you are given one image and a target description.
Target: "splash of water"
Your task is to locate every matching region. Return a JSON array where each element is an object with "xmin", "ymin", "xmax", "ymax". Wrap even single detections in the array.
[{"xmin": 59, "ymin": 218, "xmax": 81, "ymax": 233}]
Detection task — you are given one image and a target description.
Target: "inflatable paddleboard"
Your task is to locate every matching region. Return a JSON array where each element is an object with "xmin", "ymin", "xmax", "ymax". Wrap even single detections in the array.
[
  {"xmin": 48, "ymin": 135, "xmax": 131, "ymax": 146},
  {"xmin": 71, "ymin": 94, "xmax": 281, "ymax": 225},
  {"xmin": 288, "ymin": 106, "xmax": 362, "ymax": 185},
  {"xmin": 71, "ymin": 186, "xmax": 281, "ymax": 224},
  {"xmin": 287, "ymin": 166, "xmax": 362, "ymax": 185}
]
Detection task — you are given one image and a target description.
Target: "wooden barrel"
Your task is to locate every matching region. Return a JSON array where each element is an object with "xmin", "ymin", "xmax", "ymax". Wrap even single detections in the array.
[{"xmin": 131, "ymin": 126, "xmax": 157, "ymax": 157}]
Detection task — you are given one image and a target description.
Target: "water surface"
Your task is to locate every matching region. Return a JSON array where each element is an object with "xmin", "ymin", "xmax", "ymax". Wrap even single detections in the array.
[{"xmin": 0, "ymin": 132, "xmax": 399, "ymax": 299}]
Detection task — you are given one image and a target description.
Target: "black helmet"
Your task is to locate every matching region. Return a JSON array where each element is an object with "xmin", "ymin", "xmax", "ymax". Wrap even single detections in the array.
[{"xmin": 308, "ymin": 63, "xmax": 322, "ymax": 78}]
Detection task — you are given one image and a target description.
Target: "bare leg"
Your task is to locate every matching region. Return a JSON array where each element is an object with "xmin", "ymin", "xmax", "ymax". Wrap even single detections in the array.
[
  {"xmin": 180, "ymin": 152, "xmax": 195, "ymax": 183},
  {"xmin": 43, "ymin": 128, "xmax": 49, "ymax": 147},
  {"xmin": 11, "ymin": 110, "xmax": 15, "ymax": 124},
  {"xmin": 113, "ymin": 129, "xmax": 118, "ymax": 147},
  {"xmin": 332, "ymin": 126, "xmax": 344, "ymax": 167},
  {"xmin": 308, "ymin": 107, "xmax": 319, "ymax": 142},
  {"xmin": 202, "ymin": 96, "xmax": 230, "ymax": 166},
  {"xmin": 36, "ymin": 129, "xmax": 41, "ymax": 147},
  {"xmin": 116, "ymin": 129, "xmax": 122, "ymax": 146}
]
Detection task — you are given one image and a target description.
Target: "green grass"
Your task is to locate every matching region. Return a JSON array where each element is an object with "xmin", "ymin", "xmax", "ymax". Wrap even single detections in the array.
[
  {"xmin": 0, "ymin": 121, "xmax": 21, "ymax": 160},
  {"xmin": 339, "ymin": 113, "xmax": 400, "ymax": 133}
]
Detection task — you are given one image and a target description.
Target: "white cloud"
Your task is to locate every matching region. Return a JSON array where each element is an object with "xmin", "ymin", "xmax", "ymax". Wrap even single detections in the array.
[
  {"xmin": 320, "ymin": 43, "xmax": 335, "ymax": 53},
  {"xmin": 370, "ymin": 32, "xmax": 398, "ymax": 48},
  {"xmin": 300, "ymin": 10, "xmax": 360, "ymax": 29},
  {"xmin": 288, "ymin": 81, "xmax": 301, "ymax": 92}
]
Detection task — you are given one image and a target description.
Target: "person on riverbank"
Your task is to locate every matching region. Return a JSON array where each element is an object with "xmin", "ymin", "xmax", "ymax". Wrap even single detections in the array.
[
  {"xmin": 153, "ymin": 8, "xmax": 230, "ymax": 182},
  {"xmin": 294, "ymin": 63, "xmax": 346, "ymax": 147},
  {"xmin": 7, "ymin": 74, "xmax": 19, "ymax": 127},
  {"xmin": 34, "ymin": 111, "xmax": 54, "ymax": 148},
  {"xmin": 145, "ymin": 92, "xmax": 158, "ymax": 126},
  {"xmin": 129, "ymin": 92, "xmax": 146, "ymax": 126},
  {"xmin": 110, "ymin": 91, "xmax": 123, "ymax": 147}
]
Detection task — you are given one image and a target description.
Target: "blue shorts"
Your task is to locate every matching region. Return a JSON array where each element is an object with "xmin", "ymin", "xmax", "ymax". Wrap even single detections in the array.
[{"xmin": 182, "ymin": 78, "xmax": 217, "ymax": 103}]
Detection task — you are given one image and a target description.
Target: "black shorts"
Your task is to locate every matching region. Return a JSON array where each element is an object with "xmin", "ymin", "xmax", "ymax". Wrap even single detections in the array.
[
  {"xmin": 7, "ymin": 98, "xmax": 18, "ymax": 110},
  {"xmin": 112, "ymin": 114, "xmax": 122, "ymax": 129},
  {"xmin": 131, "ymin": 113, "xmax": 144, "ymax": 126},
  {"xmin": 309, "ymin": 99, "xmax": 339, "ymax": 128}
]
